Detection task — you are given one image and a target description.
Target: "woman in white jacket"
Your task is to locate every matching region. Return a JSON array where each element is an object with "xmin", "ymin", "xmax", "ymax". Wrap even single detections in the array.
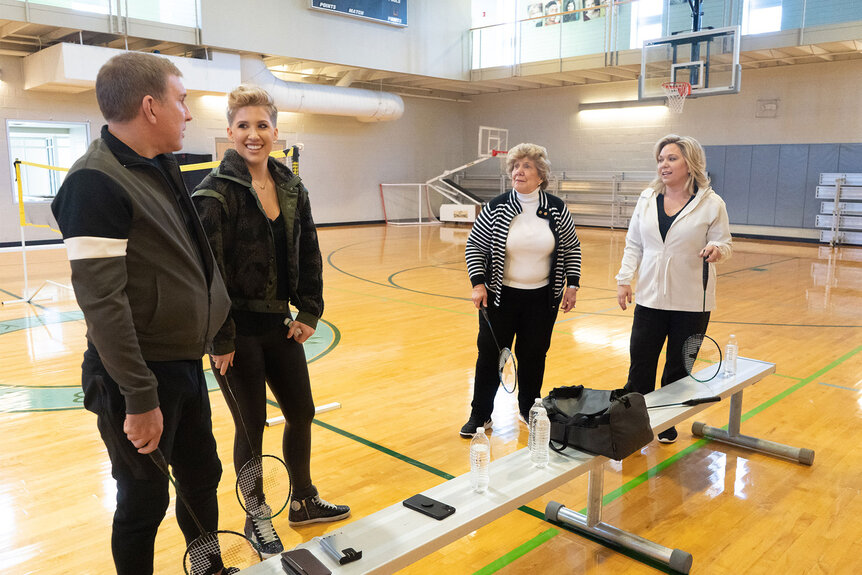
[{"xmin": 616, "ymin": 134, "xmax": 731, "ymax": 443}]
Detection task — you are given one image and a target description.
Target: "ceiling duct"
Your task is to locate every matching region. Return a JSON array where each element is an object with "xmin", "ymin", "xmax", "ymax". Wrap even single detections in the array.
[{"xmin": 240, "ymin": 54, "xmax": 403, "ymax": 123}]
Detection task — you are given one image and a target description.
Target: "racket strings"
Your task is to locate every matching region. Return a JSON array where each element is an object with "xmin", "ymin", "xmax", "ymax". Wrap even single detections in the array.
[
  {"xmin": 235, "ymin": 455, "xmax": 290, "ymax": 519},
  {"xmin": 498, "ymin": 349, "xmax": 517, "ymax": 394},
  {"xmin": 482, "ymin": 307, "xmax": 518, "ymax": 394},
  {"xmin": 682, "ymin": 333, "xmax": 722, "ymax": 383},
  {"xmin": 185, "ymin": 531, "xmax": 260, "ymax": 575},
  {"xmin": 236, "ymin": 458, "xmax": 266, "ymax": 515},
  {"xmin": 222, "ymin": 374, "xmax": 291, "ymax": 520}
]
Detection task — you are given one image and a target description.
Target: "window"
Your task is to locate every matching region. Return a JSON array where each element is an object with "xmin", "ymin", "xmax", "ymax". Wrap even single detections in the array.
[
  {"xmin": 471, "ymin": 0, "xmax": 517, "ymax": 69},
  {"xmin": 631, "ymin": 0, "xmax": 664, "ymax": 48},
  {"xmin": 742, "ymin": 0, "xmax": 782, "ymax": 35},
  {"xmin": 8, "ymin": 121, "xmax": 90, "ymax": 203}
]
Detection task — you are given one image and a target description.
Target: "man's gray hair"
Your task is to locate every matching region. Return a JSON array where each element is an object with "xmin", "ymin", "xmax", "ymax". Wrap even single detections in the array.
[{"xmin": 96, "ymin": 52, "xmax": 182, "ymax": 122}]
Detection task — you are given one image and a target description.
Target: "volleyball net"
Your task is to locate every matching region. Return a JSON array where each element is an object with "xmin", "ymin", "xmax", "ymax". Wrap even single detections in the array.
[{"xmin": 5, "ymin": 145, "xmax": 303, "ymax": 305}]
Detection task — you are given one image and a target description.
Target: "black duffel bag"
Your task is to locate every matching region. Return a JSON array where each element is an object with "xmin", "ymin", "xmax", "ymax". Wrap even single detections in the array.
[{"xmin": 542, "ymin": 385, "xmax": 654, "ymax": 460}]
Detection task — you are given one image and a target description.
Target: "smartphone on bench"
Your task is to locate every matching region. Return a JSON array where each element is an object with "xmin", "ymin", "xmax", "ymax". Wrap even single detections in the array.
[{"xmin": 402, "ymin": 494, "xmax": 456, "ymax": 520}]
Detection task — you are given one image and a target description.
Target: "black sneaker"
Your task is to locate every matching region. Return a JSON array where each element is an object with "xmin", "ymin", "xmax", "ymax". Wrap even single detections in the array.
[
  {"xmin": 244, "ymin": 508, "xmax": 284, "ymax": 559},
  {"xmin": 288, "ymin": 491, "xmax": 351, "ymax": 526},
  {"xmin": 657, "ymin": 426, "xmax": 678, "ymax": 444},
  {"xmin": 459, "ymin": 417, "xmax": 493, "ymax": 438}
]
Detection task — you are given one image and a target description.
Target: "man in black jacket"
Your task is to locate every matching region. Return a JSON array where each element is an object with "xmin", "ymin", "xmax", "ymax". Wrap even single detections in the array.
[{"xmin": 52, "ymin": 52, "xmax": 231, "ymax": 575}]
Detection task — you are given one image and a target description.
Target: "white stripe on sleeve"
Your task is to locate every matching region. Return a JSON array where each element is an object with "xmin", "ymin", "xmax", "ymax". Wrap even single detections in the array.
[{"xmin": 64, "ymin": 236, "xmax": 128, "ymax": 260}]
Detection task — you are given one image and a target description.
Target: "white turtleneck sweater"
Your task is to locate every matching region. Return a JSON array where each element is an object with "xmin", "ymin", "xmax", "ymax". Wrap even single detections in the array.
[{"xmin": 502, "ymin": 189, "xmax": 555, "ymax": 289}]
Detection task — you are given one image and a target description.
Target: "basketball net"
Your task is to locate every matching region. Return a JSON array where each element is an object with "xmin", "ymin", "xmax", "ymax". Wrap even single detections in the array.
[{"xmin": 662, "ymin": 82, "xmax": 691, "ymax": 114}]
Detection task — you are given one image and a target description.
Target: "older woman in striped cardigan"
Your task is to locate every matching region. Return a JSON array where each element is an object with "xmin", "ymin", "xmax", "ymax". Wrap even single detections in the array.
[{"xmin": 460, "ymin": 143, "xmax": 582, "ymax": 438}]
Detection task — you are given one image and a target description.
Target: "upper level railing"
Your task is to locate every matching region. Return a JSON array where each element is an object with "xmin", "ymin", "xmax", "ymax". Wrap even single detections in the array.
[
  {"xmin": 12, "ymin": 0, "xmax": 198, "ymax": 28},
  {"xmin": 470, "ymin": 0, "xmax": 862, "ymax": 71}
]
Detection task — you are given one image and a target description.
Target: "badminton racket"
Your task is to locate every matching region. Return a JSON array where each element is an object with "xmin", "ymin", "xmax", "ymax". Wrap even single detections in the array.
[
  {"xmin": 92, "ymin": 378, "xmax": 261, "ymax": 574},
  {"xmin": 682, "ymin": 257, "xmax": 722, "ymax": 383},
  {"xmin": 647, "ymin": 396, "xmax": 721, "ymax": 409},
  {"xmin": 480, "ymin": 306, "xmax": 517, "ymax": 394},
  {"xmin": 148, "ymin": 449, "xmax": 263, "ymax": 575},
  {"xmin": 220, "ymin": 372, "xmax": 291, "ymax": 521}
]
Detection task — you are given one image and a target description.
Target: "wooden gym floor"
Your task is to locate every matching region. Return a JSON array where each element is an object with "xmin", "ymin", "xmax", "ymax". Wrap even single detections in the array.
[{"xmin": 1, "ymin": 224, "xmax": 861, "ymax": 574}]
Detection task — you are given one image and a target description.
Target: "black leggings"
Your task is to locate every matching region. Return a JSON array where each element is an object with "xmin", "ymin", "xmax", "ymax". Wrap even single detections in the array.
[
  {"xmin": 211, "ymin": 323, "xmax": 316, "ymax": 498},
  {"xmin": 470, "ymin": 285, "xmax": 559, "ymax": 420},
  {"xmin": 625, "ymin": 304, "xmax": 711, "ymax": 395}
]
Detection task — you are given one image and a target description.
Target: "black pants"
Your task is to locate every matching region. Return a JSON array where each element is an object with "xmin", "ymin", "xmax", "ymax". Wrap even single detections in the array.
[
  {"xmin": 625, "ymin": 305, "xmax": 711, "ymax": 395},
  {"xmin": 470, "ymin": 285, "xmax": 559, "ymax": 420},
  {"xmin": 81, "ymin": 345, "xmax": 222, "ymax": 575},
  {"xmin": 211, "ymin": 321, "xmax": 316, "ymax": 499}
]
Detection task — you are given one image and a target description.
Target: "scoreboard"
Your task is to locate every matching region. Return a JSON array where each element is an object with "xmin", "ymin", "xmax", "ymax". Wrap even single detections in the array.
[{"xmin": 310, "ymin": 0, "xmax": 407, "ymax": 27}]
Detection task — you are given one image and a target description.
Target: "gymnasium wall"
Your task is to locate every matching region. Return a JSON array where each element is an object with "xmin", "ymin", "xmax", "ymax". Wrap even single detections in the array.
[
  {"xmin": 462, "ymin": 58, "xmax": 862, "ymax": 239},
  {"xmin": 0, "ymin": 54, "xmax": 470, "ymax": 246}
]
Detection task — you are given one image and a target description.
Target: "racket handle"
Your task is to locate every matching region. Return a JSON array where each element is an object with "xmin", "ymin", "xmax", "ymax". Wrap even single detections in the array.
[
  {"xmin": 149, "ymin": 449, "xmax": 170, "ymax": 476},
  {"xmin": 684, "ymin": 396, "xmax": 721, "ymax": 406},
  {"xmin": 702, "ymin": 257, "xmax": 709, "ymax": 290}
]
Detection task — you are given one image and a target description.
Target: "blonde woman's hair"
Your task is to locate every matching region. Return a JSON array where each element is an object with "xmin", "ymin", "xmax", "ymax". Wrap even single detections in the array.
[
  {"xmin": 506, "ymin": 143, "xmax": 551, "ymax": 190},
  {"xmin": 96, "ymin": 52, "xmax": 182, "ymax": 122},
  {"xmin": 226, "ymin": 84, "xmax": 278, "ymax": 125},
  {"xmin": 650, "ymin": 134, "xmax": 710, "ymax": 196}
]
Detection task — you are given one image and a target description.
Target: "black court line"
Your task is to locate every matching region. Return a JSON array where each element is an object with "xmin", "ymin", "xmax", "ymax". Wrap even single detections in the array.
[{"xmin": 716, "ymin": 256, "xmax": 800, "ymax": 277}]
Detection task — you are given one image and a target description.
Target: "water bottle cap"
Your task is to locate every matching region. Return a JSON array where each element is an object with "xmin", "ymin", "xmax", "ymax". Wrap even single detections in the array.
[{"xmin": 476, "ymin": 426, "xmax": 484, "ymax": 433}]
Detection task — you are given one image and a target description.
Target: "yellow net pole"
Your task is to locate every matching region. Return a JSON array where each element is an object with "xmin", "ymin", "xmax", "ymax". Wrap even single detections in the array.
[
  {"xmin": 15, "ymin": 160, "xmax": 65, "ymax": 233},
  {"xmin": 14, "ymin": 160, "xmax": 25, "ymax": 227}
]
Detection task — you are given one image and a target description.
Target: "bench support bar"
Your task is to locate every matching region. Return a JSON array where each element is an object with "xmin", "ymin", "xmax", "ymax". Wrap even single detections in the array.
[
  {"xmin": 692, "ymin": 391, "xmax": 814, "ymax": 465},
  {"xmin": 546, "ymin": 499, "xmax": 693, "ymax": 574}
]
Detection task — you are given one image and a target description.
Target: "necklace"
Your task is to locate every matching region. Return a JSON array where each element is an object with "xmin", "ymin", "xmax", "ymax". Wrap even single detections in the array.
[{"xmin": 251, "ymin": 178, "xmax": 268, "ymax": 192}]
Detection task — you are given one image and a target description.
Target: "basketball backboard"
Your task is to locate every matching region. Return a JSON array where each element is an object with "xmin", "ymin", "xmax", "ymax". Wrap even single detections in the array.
[
  {"xmin": 478, "ymin": 126, "xmax": 508, "ymax": 158},
  {"xmin": 639, "ymin": 26, "xmax": 741, "ymax": 101}
]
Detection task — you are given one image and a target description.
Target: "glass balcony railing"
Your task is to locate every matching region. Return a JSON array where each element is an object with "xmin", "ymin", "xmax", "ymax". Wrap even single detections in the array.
[
  {"xmin": 471, "ymin": 0, "xmax": 862, "ymax": 71},
  {"xmin": 15, "ymin": 0, "xmax": 198, "ymax": 28}
]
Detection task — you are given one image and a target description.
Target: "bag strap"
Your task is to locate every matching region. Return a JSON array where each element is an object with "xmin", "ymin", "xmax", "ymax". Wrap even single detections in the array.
[
  {"xmin": 548, "ymin": 385, "xmax": 585, "ymax": 400},
  {"xmin": 549, "ymin": 438, "xmax": 567, "ymax": 453}
]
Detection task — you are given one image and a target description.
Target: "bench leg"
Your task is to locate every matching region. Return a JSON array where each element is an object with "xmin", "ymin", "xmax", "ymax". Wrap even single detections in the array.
[
  {"xmin": 692, "ymin": 391, "xmax": 815, "ymax": 465},
  {"xmin": 545, "ymin": 464, "xmax": 694, "ymax": 574}
]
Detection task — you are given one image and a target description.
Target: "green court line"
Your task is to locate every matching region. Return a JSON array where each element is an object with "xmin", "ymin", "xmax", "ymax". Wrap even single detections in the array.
[
  {"xmin": 262, "ymin": 399, "xmax": 456, "ymax": 480},
  {"xmin": 305, "ymin": 319, "xmax": 341, "ymax": 363},
  {"xmin": 265, "ymin": 345, "xmax": 859, "ymax": 573},
  {"xmin": 509, "ymin": 505, "xmax": 677, "ymax": 574},
  {"xmin": 738, "ymin": 345, "xmax": 861, "ymax": 424},
  {"xmin": 772, "ymin": 372, "xmax": 804, "ymax": 381},
  {"xmin": 0, "ymin": 287, "xmax": 19, "ymax": 298},
  {"xmin": 312, "ymin": 417, "xmax": 455, "ymax": 479},
  {"xmin": 472, "ymin": 528, "xmax": 559, "ymax": 575},
  {"xmin": 576, "ymin": 344, "xmax": 862, "ymax": 513}
]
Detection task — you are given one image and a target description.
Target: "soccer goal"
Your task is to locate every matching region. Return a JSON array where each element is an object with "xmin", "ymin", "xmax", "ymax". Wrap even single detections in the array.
[{"xmin": 379, "ymin": 183, "xmax": 441, "ymax": 225}]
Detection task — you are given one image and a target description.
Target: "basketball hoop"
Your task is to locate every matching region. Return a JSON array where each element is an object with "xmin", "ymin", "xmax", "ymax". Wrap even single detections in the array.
[{"xmin": 662, "ymin": 82, "xmax": 691, "ymax": 114}]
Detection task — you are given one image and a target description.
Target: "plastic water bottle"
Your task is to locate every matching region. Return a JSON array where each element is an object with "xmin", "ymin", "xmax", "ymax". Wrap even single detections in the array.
[
  {"xmin": 527, "ymin": 398, "xmax": 543, "ymax": 452},
  {"xmin": 530, "ymin": 406, "xmax": 550, "ymax": 468},
  {"xmin": 470, "ymin": 427, "xmax": 490, "ymax": 493},
  {"xmin": 724, "ymin": 334, "xmax": 738, "ymax": 377}
]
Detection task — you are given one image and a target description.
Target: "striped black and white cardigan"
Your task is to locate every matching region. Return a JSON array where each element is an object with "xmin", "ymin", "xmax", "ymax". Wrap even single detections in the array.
[{"xmin": 465, "ymin": 189, "xmax": 581, "ymax": 308}]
